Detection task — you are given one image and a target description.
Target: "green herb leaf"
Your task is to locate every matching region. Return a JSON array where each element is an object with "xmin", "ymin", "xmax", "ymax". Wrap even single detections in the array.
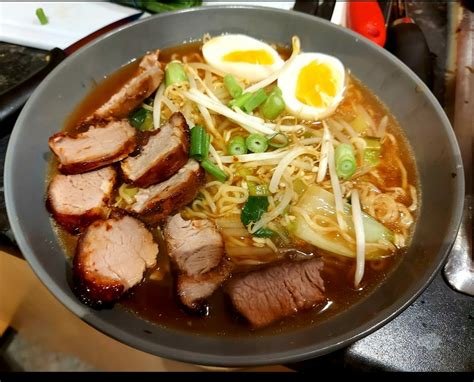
[{"xmin": 241, "ymin": 196, "xmax": 269, "ymax": 228}]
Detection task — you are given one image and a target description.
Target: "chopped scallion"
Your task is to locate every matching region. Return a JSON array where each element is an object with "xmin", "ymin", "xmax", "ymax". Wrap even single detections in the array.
[
  {"xmin": 243, "ymin": 89, "xmax": 268, "ymax": 113},
  {"xmin": 36, "ymin": 8, "xmax": 48, "ymax": 25},
  {"xmin": 260, "ymin": 91, "xmax": 285, "ymax": 120},
  {"xmin": 201, "ymin": 159, "xmax": 228, "ymax": 182},
  {"xmin": 165, "ymin": 62, "xmax": 187, "ymax": 87},
  {"xmin": 335, "ymin": 143, "xmax": 357, "ymax": 180},
  {"xmin": 228, "ymin": 92, "xmax": 252, "ymax": 109},
  {"xmin": 224, "ymin": 75, "xmax": 243, "ymax": 99},
  {"xmin": 227, "ymin": 135, "xmax": 247, "ymax": 155},
  {"xmin": 190, "ymin": 125, "xmax": 209, "ymax": 161},
  {"xmin": 245, "ymin": 133, "xmax": 268, "ymax": 153}
]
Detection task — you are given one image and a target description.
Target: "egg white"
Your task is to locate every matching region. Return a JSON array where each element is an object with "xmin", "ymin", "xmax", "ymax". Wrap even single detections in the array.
[
  {"xmin": 278, "ymin": 53, "xmax": 346, "ymax": 120},
  {"xmin": 202, "ymin": 34, "xmax": 284, "ymax": 83}
]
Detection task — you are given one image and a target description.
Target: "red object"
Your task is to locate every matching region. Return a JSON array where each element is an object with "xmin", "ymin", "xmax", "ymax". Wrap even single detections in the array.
[{"xmin": 347, "ymin": 1, "xmax": 387, "ymax": 47}]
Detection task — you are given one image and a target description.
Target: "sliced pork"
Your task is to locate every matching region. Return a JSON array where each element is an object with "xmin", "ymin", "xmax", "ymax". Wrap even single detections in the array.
[
  {"xmin": 47, "ymin": 167, "xmax": 116, "ymax": 233},
  {"xmin": 89, "ymin": 50, "xmax": 163, "ymax": 121},
  {"xmin": 49, "ymin": 120, "xmax": 136, "ymax": 174},
  {"xmin": 73, "ymin": 215, "xmax": 158, "ymax": 306},
  {"xmin": 227, "ymin": 258, "xmax": 325, "ymax": 328},
  {"xmin": 121, "ymin": 112, "xmax": 190, "ymax": 188},
  {"xmin": 164, "ymin": 214, "xmax": 229, "ymax": 311},
  {"xmin": 164, "ymin": 214, "xmax": 224, "ymax": 276},
  {"xmin": 177, "ymin": 260, "xmax": 232, "ymax": 311},
  {"xmin": 126, "ymin": 160, "xmax": 205, "ymax": 225}
]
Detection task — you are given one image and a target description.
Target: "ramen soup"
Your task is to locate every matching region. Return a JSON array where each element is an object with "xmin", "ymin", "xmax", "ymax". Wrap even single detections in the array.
[{"xmin": 46, "ymin": 35, "xmax": 419, "ymax": 335}]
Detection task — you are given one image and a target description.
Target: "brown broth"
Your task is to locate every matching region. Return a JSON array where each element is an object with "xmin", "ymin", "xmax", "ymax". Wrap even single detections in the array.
[{"xmin": 53, "ymin": 41, "xmax": 418, "ymax": 336}]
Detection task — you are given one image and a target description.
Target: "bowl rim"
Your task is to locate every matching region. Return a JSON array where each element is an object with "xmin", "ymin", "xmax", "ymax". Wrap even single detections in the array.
[{"xmin": 5, "ymin": 4, "xmax": 465, "ymax": 367}]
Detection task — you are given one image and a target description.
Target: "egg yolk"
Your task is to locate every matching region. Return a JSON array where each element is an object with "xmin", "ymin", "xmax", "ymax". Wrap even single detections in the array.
[
  {"xmin": 296, "ymin": 60, "xmax": 338, "ymax": 108},
  {"xmin": 223, "ymin": 50, "xmax": 274, "ymax": 65}
]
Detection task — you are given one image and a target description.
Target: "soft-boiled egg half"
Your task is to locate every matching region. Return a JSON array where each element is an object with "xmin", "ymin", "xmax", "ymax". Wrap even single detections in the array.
[
  {"xmin": 202, "ymin": 34, "xmax": 284, "ymax": 83},
  {"xmin": 278, "ymin": 53, "xmax": 346, "ymax": 120}
]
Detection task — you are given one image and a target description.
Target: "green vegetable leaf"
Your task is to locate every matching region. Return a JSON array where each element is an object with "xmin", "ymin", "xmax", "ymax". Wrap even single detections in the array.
[
  {"xmin": 241, "ymin": 196, "xmax": 269, "ymax": 227},
  {"xmin": 241, "ymin": 196, "xmax": 276, "ymax": 237},
  {"xmin": 253, "ymin": 228, "xmax": 276, "ymax": 238}
]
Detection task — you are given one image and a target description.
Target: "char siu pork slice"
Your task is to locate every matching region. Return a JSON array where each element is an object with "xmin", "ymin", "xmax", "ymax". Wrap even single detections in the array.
[
  {"xmin": 47, "ymin": 167, "xmax": 116, "ymax": 233},
  {"xmin": 89, "ymin": 50, "xmax": 163, "ymax": 121},
  {"xmin": 126, "ymin": 160, "xmax": 205, "ymax": 225},
  {"xmin": 164, "ymin": 214, "xmax": 224, "ymax": 276},
  {"xmin": 227, "ymin": 258, "xmax": 325, "ymax": 328},
  {"xmin": 164, "ymin": 213, "xmax": 229, "ymax": 311},
  {"xmin": 177, "ymin": 259, "xmax": 232, "ymax": 311},
  {"xmin": 49, "ymin": 120, "xmax": 136, "ymax": 174},
  {"xmin": 121, "ymin": 112, "xmax": 190, "ymax": 188},
  {"xmin": 73, "ymin": 215, "xmax": 158, "ymax": 306}
]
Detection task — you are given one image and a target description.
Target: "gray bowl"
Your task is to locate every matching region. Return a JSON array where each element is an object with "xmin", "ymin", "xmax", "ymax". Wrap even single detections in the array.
[{"xmin": 5, "ymin": 6, "xmax": 464, "ymax": 367}]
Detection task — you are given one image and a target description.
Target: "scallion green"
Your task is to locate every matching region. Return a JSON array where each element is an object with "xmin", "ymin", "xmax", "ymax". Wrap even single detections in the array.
[
  {"xmin": 201, "ymin": 159, "xmax": 228, "ymax": 182},
  {"xmin": 190, "ymin": 125, "xmax": 209, "ymax": 161},
  {"xmin": 227, "ymin": 135, "xmax": 247, "ymax": 156},
  {"xmin": 224, "ymin": 75, "xmax": 242, "ymax": 99},
  {"xmin": 228, "ymin": 92, "xmax": 252, "ymax": 109},
  {"xmin": 243, "ymin": 89, "xmax": 268, "ymax": 113},
  {"xmin": 261, "ymin": 91, "xmax": 285, "ymax": 120},
  {"xmin": 36, "ymin": 8, "xmax": 48, "ymax": 25},
  {"xmin": 245, "ymin": 134, "xmax": 268, "ymax": 153},
  {"xmin": 335, "ymin": 143, "xmax": 357, "ymax": 180},
  {"xmin": 165, "ymin": 62, "xmax": 187, "ymax": 87},
  {"xmin": 270, "ymin": 86, "xmax": 282, "ymax": 96}
]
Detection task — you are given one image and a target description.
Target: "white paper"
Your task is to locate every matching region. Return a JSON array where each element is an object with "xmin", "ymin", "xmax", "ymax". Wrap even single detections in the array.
[{"xmin": 0, "ymin": 2, "xmax": 142, "ymax": 50}]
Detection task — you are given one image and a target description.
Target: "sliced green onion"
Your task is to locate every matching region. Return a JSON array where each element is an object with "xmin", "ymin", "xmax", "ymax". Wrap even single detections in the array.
[
  {"xmin": 129, "ymin": 108, "xmax": 148, "ymax": 129},
  {"xmin": 335, "ymin": 143, "xmax": 357, "ymax": 180},
  {"xmin": 201, "ymin": 159, "xmax": 228, "ymax": 182},
  {"xmin": 268, "ymin": 133, "xmax": 289, "ymax": 148},
  {"xmin": 227, "ymin": 135, "xmax": 247, "ymax": 156},
  {"xmin": 243, "ymin": 89, "xmax": 268, "ymax": 113},
  {"xmin": 246, "ymin": 133, "xmax": 268, "ymax": 153},
  {"xmin": 190, "ymin": 125, "xmax": 209, "ymax": 161},
  {"xmin": 260, "ymin": 92, "xmax": 285, "ymax": 120},
  {"xmin": 36, "ymin": 8, "xmax": 48, "ymax": 25},
  {"xmin": 165, "ymin": 62, "xmax": 187, "ymax": 87},
  {"xmin": 228, "ymin": 92, "xmax": 252, "ymax": 109},
  {"xmin": 247, "ymin": 182, "xmax": 269, "ymax": 197},
  {"xmin": 224, "ymin": 75, "xmax": 243, "ymax": 99},
  {"xmin": 270, "ymin": 86, "xmax": 283, "ymax": 96}
]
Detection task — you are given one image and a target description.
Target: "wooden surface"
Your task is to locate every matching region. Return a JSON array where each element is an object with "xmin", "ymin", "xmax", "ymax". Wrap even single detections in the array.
[{"xmin": 0, "ymin": 251, "xmax": 291, "ymax": 372}]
